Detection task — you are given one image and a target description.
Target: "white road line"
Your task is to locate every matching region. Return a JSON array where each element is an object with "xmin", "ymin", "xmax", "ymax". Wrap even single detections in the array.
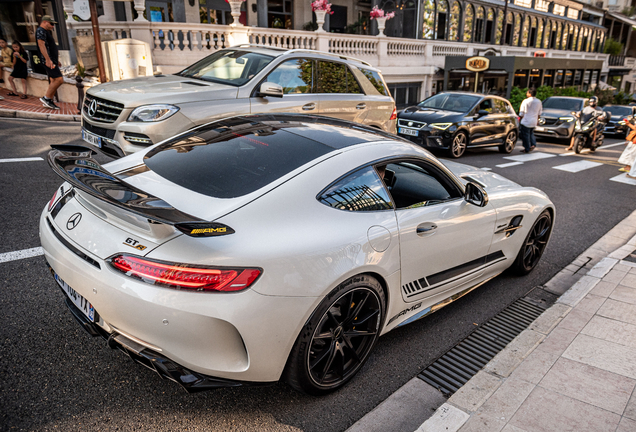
[
  {"xmin": 0, "ymin": 157, "xmax": 44, "ymax": 163},
  {"xmin": 553, "ymin": 160, "xmax": 603, "ymax": 173},
  {"xmin": 503, "ymin": 152, "xmax": 557, "ymax": 162},
  {"xmin": 480, "ymin": 167, "xmax": 492, "ymax": 171},
  {"xmin": 601, "ymin": 142, "xmax": 628, "ymax": 149},
  {"xmin": 610, "ymin": 173, "xmax": 636, "ymax": 185},
  {"xmin": 0, "ymin": 247, "xmax": 44, "ymax": 264},
  {"xmin": 496, "ymin": 162, "xmax": 524, "ymax": 168},
  {"xmin": 559, "ymin": 152, "xmax": 576, "ymax": 156}
]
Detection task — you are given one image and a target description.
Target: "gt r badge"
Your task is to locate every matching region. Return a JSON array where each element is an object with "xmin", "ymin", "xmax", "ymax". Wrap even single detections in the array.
[
  {"xmin": 124, "ymin": 238, "xmax": 147, "ymax": 251},
  {"xmin": 66, "ymin": 213, "xmax": 82, "ymax": 230}
]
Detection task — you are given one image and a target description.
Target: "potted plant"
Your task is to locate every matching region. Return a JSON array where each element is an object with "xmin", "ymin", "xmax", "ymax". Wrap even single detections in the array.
[
  {"xmin": 311, "ymin": 0, "xmax": 333, "ymax": 32},
  {"xmin": 370, "ymin": 6, "xmax": 395, "ymax": 37}
]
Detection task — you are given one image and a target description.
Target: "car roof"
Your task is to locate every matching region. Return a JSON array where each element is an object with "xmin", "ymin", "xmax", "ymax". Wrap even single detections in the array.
[
  {"xmin": 545, "ymin": 96, "xmax": 587, "ymax": 100},
  {"xmin": 436, "ymin": 92, "xmax": 510, "ymax": 102}
]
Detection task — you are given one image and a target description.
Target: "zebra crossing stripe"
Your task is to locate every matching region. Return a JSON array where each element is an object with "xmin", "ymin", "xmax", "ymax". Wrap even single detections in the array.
[
  {"xmin": 0, "ymin": 247, "xmax": 44, "ymax": 264},
  {"xmin": 496, "ymin": 162, "xmax": 524, "ymax": 168},
  {"xmin": 503, "ymin": 152, "xmax": 557, "ymax": 162},
  {"xmin": 553, "ymin": 160, "xmax": 603, "ymax": 173},
  {"xmin": 610, "ymin": 174, "xmax": 636, "ymax": 185}
]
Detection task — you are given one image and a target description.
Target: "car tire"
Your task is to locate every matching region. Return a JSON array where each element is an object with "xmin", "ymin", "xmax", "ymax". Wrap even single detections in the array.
[
  {"xmin": 448, "ymin": 131, "xmax": 467, "ymax": 158},
  {"xmin": 283, "ymin": 274, "xmax": 385, "ymax": 395},
  {"xmin": 511, "ymin": 210, "xmax": 553, "ymax": 276},
  {"xmin": 499, "ymin": 130, "xmax": 517, "ymax": 154},
  {"xmin": 574, "ymin": 135, "xmax": 585, "ymax": 154}
]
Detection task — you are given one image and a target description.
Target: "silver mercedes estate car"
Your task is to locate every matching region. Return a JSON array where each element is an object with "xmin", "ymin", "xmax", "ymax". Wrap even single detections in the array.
[{"xmin": 81, "ymin": 45, "xmax": 397, "ymax": 158}]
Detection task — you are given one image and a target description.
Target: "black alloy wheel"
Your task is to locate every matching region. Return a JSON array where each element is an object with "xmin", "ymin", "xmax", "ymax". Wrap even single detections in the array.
[
  {"xmin": 499, "ymin": 130, "xmax": 517, "ymax": 154},
  {"xmin": 449, "ymin": 131, "xmax": 467, "ymax": 158},
  {"xmin": 284, "ymin": 275, "xmax": 385, "ymax": 395},
  {"xmin": 512, "ymin": 210, "xmax": 553, "ymax": 275}
]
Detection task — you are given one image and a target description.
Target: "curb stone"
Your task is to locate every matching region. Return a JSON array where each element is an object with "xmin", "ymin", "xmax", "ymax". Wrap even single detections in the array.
[{"xmin": 0, "ymin": 108, "xmax": 80, "ymax": 122}]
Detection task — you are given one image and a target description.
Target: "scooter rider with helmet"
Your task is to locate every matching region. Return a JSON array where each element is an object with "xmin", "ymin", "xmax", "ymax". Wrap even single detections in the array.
[{"xmin": 566, "ymin": 96, "xmax": 602, "ymax": 151}]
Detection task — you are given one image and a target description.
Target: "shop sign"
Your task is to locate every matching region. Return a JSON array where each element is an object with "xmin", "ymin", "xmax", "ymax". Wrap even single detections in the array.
[
  {"xmin": 73, "ymin": 0, "xmax": 91, "ymax": 21},
  {"xmin": 466, "ymin": 56, "xmax": 490, "ymax": 72}
]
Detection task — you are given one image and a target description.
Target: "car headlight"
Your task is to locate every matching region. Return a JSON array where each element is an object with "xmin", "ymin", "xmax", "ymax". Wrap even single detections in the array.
[
  {"xmin": 582, "ymin": 124, "xmax": 591, "ymax": 131},
  {"xmin": 430, "ymin": 123, "xmax": 452, "ymax": 130},
  {"xmin": 619, "ymin": 120, "xmax": 627, "ymax": 125},
  {"xmin": 128, "ymin": 104, "xmax": 180, "ymax": 122},
  {"xmin": 559, "ymin": 116, "xmax": 575, "ymax": 122}
]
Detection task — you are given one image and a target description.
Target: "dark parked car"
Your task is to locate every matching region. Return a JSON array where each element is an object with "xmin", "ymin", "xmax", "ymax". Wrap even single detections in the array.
[
  {"xmin": 602, "ymin": 105, "xmax": 636, "ymax": 137},
  {"xmin": 397, "ymin": 92, "xmax": 519, "ymax": 158},
  {"xmin": 536, "ymin": 96, "xmax": 588, "ymax": 141}
]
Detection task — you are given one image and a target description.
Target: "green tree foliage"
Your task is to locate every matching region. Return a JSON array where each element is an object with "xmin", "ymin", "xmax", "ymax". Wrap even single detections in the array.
[{"xmin": 604, "ymin": 38, "xmax": 624, "ymax": 56}]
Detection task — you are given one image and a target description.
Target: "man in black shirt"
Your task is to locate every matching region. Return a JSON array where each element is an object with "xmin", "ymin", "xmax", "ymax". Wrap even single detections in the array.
[{"xmin": 36, "ymin": 15, "xmax": 63, "ymax": 110}]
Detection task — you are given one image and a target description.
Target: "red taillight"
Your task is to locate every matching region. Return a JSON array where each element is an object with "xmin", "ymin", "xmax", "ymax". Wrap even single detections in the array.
[
  {"xmin": 109, "ymin": 254, "xmax": 261, "ymax": 292},
  {"xmin": 48, "ymin": 189, "xmax": 59, "ymax": 211},
  {"xmin": 390, "ymin": 107, "xmax": 397, "ymax": 120}
]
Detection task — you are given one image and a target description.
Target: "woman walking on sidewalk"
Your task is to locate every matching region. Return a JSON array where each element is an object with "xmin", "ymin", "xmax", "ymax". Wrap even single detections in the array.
[{"xmin": 7, "ymin": 41, "xmax": 28, "ymax": 99}]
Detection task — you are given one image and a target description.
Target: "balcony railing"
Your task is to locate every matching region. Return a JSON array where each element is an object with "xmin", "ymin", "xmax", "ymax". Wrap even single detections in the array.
[{"xmin": 71, "ymin": 21, "xmax": 610, "ymax": 75}]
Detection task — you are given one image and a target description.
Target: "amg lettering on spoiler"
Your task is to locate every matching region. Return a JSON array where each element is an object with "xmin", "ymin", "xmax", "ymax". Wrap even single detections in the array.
[{"xmin": 190, "ymin": 227, "xmax": 227, "ymax": 234}]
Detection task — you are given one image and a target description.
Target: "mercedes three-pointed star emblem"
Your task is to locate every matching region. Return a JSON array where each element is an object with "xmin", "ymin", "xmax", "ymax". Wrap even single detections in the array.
[{"xmin": 66, "ymin": 213, "xmax": 82, "ymax": 230}]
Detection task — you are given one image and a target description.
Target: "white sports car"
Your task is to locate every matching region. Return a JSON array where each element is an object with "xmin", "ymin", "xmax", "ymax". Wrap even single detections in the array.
[{"xmin": 40, "ymin": 115, "xmax": 554, "ymax": 395}]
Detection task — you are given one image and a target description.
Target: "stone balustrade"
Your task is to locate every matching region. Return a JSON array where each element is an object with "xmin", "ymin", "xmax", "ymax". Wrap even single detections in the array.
[{"xmin": 69, "ymin": 21, "xmax": 610, "ymax": 79}]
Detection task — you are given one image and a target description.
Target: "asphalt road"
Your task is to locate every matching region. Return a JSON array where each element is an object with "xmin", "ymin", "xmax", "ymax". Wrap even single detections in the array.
[{"xmin": 1, "ymin": 119, "xmax": 634, "ymax": 432}]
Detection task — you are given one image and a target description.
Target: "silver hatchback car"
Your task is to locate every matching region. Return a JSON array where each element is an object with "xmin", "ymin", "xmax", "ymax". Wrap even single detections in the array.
[{"xmin": 80, "ymin": 45, "xmax": 397, "ymax": 158}]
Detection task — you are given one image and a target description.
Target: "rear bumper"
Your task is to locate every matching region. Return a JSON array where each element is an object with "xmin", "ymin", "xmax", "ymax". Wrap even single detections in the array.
[{"xmin": 58, "ymin": 287, "xmax": 269, "ymax": 392}]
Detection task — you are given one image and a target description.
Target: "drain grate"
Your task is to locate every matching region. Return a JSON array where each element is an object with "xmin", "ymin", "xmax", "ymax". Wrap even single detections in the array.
[{"xmin": 418, "ymin": 297, "xmax": 546, "ymax": 396}]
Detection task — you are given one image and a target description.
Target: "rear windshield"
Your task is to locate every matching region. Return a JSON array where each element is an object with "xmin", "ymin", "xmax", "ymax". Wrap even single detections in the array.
[
  {"xmin": 177, "ymin": 50, "xmax": 273, "ymax": 87},
  {"xmin": 418, "ymin": 93, "xmax": 480, "ymax": 112},
  {"xmin": 542, "ymin": 98, "xmax": 583, "ymax": 111},
  {"xmin": 604, "ymin": 106, "xmax": 632, "ymax": 116},
  {"xmin": 144, "ymin": 119, "xmax": 338, "ymax": 198}
]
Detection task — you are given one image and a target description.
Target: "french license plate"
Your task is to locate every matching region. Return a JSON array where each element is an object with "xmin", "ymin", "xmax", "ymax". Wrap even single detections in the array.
[
  {"xmin": 81, "ymin": 129, "xmax": 102, "ymax": 148},
  {"xmin": 535, "ymin": 126, "xmax": 545, "ymax": 132},
  {"xmin": 399, "ymin": 127, "xmax": 418, "ymax": 136},
  {"xmin": 55, "ymin": 273, "xmax": 95, "ymax": 322}
]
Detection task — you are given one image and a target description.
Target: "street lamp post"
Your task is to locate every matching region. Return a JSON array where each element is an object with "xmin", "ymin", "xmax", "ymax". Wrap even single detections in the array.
[{"xmin": 88, "ymin": 0, "xmax": 107, "ymax": 83}]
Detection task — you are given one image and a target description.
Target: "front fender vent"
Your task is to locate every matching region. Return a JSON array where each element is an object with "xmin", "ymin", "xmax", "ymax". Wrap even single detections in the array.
[{"xmin": 495, "ymin": 215, "xmax": 523, "ymax": 238}]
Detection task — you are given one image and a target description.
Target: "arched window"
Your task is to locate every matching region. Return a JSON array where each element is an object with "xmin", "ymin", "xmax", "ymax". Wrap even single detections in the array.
[
  {"xmin": 504, "ymin": 11, "xmax": 513, "ymax": 44},
  {"xmin": 561, "ymin": 24, "xmax": 569, "ymax": 50},
  {"xmin": 379, "ymin": 0, "xmax": 418, "ymax": 38},
  {"xmin": 475, "ymin": 6, "xmax": 485, "ymax": 43},
  {"xmin": 549, "ymin": 21, "xmax": 557, "ymax": 49},
  {"xmin": 522, "ymin": 16, "xmax": 530, "ymax": 47},
  {"xmin": 536, "ymin": 19, "xmax": 544, "ymax": 48},
  {"xmin": 449, "ymin": 1, "xmax": 461, "ymax": 41},
  {"xmin": 577, "ymin": 27, "xmax": 584, "ymax": 51},
  {"xmin": 598, "ymin": 31, "xmax": 605, "ymax": 52},
  {"xmin": 571, "ymin": 26, "xmax": 578, "ymax": 51},
  {"xmin": 513, "ymin": 13, "xmax": 521, "ymax": 46},
  {"xmin": 555, "ymin": 22, "xmax": 562, "ymax": 50},
  {"xmin": 528, "ymin": 17, "xmax": 537, "ymax": 47},
  {"xmin": 485, "ymin": 8, "xmax": 494, "ymax": 43},
  {"xmin": 422, "ymin": 0, "xmax": 435, "ymax": 39},
  {"xmin": 495, "ymin": 10, "xmax": 503, "ymax": 44},
  {"xmin": 436, "ymin": 0, "xmax": 449, "ymax": 40},
  {"xmin": 463, "ymin": 4, "xmax": 474, "ymax": 42}
]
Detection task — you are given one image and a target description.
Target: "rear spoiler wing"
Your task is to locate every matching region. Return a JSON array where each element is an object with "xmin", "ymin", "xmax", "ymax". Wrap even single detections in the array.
[{"xmin": 47, "ymin": 146, "xmax": 235, "ymax": 237}]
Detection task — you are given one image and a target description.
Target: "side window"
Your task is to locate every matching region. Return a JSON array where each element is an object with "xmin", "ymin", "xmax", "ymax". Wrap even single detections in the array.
[
  {"xmin": 384, "ymin": 161, "xmax": 462, "ymax": 209},
  {"xmin": 318, "ymin": 166, "xmax": 393, "ymax": 212},
  {"xmin": 317, "ymin": 61, "xmax": 347, "ymax": 93},
  {"xmin": 350, "ymin": 66, "xmax": 389, "ymax": 96},
  {"xmin": 478, "ymin": 98, "xmax": 494, "ymax": 114},
  {"xmin": 346, "ymin": 67, "xmax": 363, "ymax": 94},
  {"xmin": 265, "ymin": 59, "xmax": 313, "ymax": 94}
]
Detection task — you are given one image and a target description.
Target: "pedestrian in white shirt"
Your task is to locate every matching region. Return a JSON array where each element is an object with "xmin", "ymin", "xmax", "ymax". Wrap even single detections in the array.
[{"xmin": 518, "ymin": 88, "xmax": 542, "ymax": 153}]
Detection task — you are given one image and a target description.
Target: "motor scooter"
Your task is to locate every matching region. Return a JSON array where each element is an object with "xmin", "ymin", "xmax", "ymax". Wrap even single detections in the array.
[{"xmin": 572, "ymin": 110, "xmax": 611, "ymax": 154}]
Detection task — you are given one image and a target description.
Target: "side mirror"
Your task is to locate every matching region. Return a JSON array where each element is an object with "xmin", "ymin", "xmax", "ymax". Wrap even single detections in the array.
[
  {"xmin": 258, "ymin": 82, "xmax": 284, "ymax": 98},
  {"xmin": 474, "ymin": 109, "xmax": 489, "ymax": 118},
  {"xmin": 464, "ymin": 182, "xmax": 488, "ymax": 207}
]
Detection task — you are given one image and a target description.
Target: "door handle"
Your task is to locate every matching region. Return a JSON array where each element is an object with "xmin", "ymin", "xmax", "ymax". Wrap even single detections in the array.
[
  {"xmin": 416, "ymin": 223, "xmax": 437, "ymax": 236},
  {"xmin": 303, "ymin": 103, "xmax": 316, "ymax": 111},
  {"xmin": 356, "ymin": 103, "xmax": 367, "ymax": 110}
]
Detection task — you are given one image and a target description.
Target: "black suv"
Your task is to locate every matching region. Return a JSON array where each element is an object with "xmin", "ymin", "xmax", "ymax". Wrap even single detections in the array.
[
  {"xmin": 536, "ymin": 96, "xmax": 588, "ymax": 141},
  {"xmin": 603, "ymin": 105, "xmax": 636, "ymax": 137},
  {"xmin": 397, "ymin": 92, "xmax": 519, "ymax": 158}
]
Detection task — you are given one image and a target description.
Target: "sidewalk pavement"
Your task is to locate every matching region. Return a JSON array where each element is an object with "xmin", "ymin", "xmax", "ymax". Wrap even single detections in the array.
[
  {"xmin": 0, "ymin": 87, "xmax": 80, "ymax": 122},
  {"xmin": 350, "ymin": 209, "xmax": 636, "ymax": 432}
]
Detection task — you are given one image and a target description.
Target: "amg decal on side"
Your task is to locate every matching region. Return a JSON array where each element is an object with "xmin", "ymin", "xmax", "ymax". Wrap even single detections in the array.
[
  {"xmin": 124, "ymin": 238, "xmax": 147, "ymax": 251},
  {"xmin": 388, "ymin": 302, "xmax": 422, "ymax": 325}
]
